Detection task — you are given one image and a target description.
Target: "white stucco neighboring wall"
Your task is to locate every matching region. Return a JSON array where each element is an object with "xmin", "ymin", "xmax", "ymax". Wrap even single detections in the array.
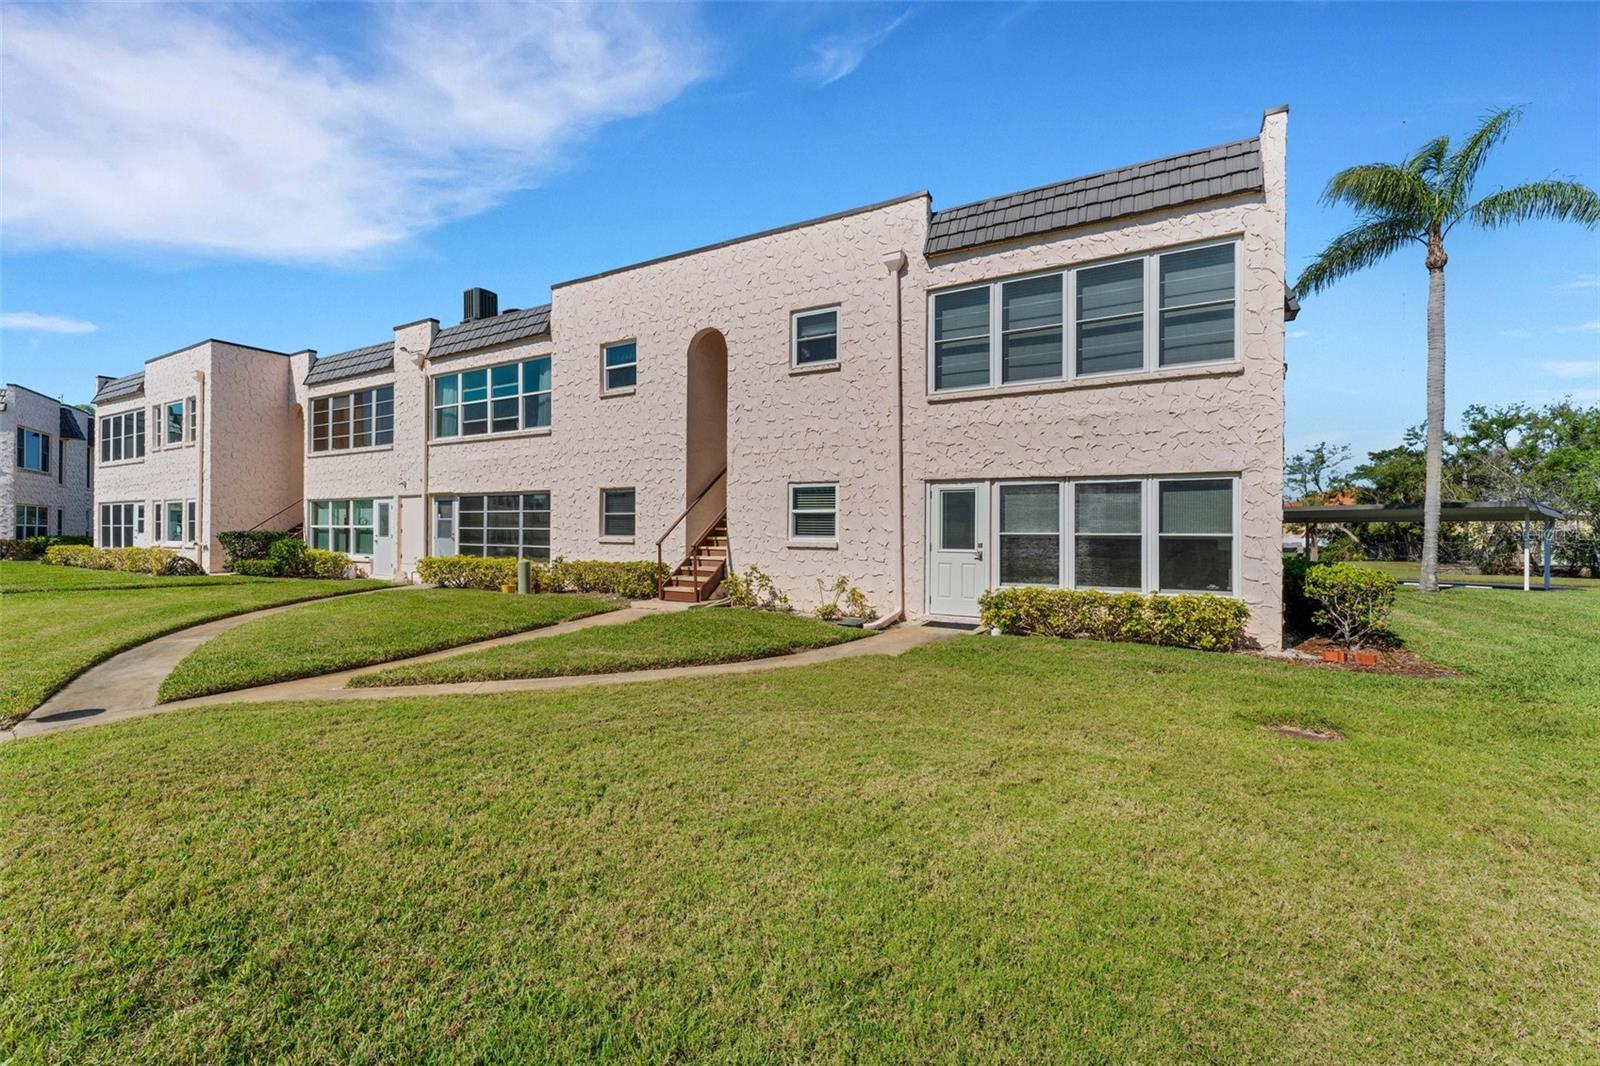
[{"xmin": 1, "ymin": 384, "xmax": 94, "ymax": 538}]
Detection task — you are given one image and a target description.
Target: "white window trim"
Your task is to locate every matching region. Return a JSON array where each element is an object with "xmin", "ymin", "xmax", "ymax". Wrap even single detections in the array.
[
  {"xmin": 599, "ymin": 487, "xmax": 636, "ymax": 541},
  {"xmin": 159, "ymin": 498, "xmax": 194, "ymax": 545},
  {"xmin": 307, "ymin": 497, "xmax": 378, "ymax": 558},
  {"xmin": 1069, "ymin": 477, "xmax": 1146, "ymax": 593},
  {"xmin": 926, "ymin": 237, "xmax": 1241, "ymax": 396},
  {"xmin": 790, "ymin": 305, "xmax": 841, "ymax": 368},
  {"xmin": 600, "ymin": 340, "xmax": 638, "ymax": 396},
  {"xmin": 994, "ymin": 480, "xmax": 1063, "ymax": 588},
  {"xmin": 1149, "ymin": 474, "xmax": 1241, "ymax": 596},
  {"xmin": 14, "ymin": 504, "xmax": 49, "ymax": 539},
  {"xmin": 430, "ymin": 358, "xmax": 550, "ymax": 441},
  {"xmin": 444, "ymin": 492, "xmax": 554, "ymax": 561},
  {"xmin": 162, "ymin": 399, "xmax": 190, "ymax": 447},
  {"xmin": 310, "ymin": 384, "xmax": 395, "ymax": 454},
  {"xmin": 788, "ymin": 482, "xmax": 839, "ymax": 543},
  {"xmin": 98, "ymin": 501, "xmax": 141, "ymax": 548}
]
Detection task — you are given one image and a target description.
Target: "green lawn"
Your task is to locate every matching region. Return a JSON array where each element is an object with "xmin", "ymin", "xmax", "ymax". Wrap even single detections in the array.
[
  {"xmin": 356, "ymin": 606, "xmax": 867, "ymax": 687},
  {"xmin": 0, "ymin": 560, "xmax": 275, "ymax": 593},
  {"xmin": 1351, "ymin": 558, "xmax": 1598, "ymax": 589},
  {"xmin": 0, "ymin": 574, "xmax": 391, "ymax": 726},
  {"xmin": 3, "ymin": 589, "xmax": 1596, "ymax": 1062},
  {"xmin": 158, "ymin": 590, "xmax": 621, "ymax": 702}
]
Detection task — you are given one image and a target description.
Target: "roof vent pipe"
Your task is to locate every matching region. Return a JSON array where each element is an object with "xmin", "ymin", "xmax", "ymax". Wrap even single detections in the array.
[{"xmin": 463, "ymin": 288, "xmax": 498, "ymax": 322}]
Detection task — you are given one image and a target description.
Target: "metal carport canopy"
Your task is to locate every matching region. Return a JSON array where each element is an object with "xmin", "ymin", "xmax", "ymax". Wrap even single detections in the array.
[{"xmin": 1283, "ymin": 500, "xmax": 1565, "ymax": 524}]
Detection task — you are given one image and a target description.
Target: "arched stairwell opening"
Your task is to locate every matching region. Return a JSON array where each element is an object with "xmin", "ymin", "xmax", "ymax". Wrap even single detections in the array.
[{"xmin": 657, "ymin": 328, "xmax": 728, "ymax": 602}]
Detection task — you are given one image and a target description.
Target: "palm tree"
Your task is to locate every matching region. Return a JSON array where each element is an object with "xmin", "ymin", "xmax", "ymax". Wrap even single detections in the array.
[{"xmin": 1296, "ymin": 107, "xmax": 1599, "ymax": 592}]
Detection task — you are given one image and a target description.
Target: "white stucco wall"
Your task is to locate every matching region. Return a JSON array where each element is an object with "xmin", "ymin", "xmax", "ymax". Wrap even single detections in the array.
[{"xmin": 1, "ymin": 385, "xmax": 94, "ymax": 538}]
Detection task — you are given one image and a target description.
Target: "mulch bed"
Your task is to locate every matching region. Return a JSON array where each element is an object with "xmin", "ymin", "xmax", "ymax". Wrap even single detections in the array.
[{"xmin": 1277, "ymin": 636, "xmax": 1456, "ymax": 678}]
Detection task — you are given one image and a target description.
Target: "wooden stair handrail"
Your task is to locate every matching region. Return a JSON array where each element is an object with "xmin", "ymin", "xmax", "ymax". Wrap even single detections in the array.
[{"xmin": 655, "ymin": 468, "xmax": 728, "ymax": 597}]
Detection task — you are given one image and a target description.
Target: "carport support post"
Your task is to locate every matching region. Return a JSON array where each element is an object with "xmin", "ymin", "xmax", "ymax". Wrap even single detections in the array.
[
  {"xmin": 1522, "ymin": 518, "xmax": 1531, "ymax": 592},
  {"xmin": 517, "ymin": 559, "xmax": 530, "ymax": 595},
  {"xmin": 1542, "ymin": 522, "xmax": 1553, "ymax": 591}
]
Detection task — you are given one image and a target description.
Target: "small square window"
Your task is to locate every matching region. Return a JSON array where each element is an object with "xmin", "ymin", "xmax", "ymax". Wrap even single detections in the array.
[
  {"xmin": 601, "ymin": 488, "xmax": 635, "ymax": 538},
  {"xmin": 793, "ymin": 308, "xmax": 839, "ymax": 366},
  {"xmin": 603, "ymin": 342, "xmax": 637, "ymax": 392},
  {"xmin": 789, "ymin": 483, "xmax": 838, "ymax": 540}
]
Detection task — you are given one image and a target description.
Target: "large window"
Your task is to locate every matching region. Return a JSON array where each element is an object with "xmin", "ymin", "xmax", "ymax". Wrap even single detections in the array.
[
  {"xmin": 433, "ymin": 358, "xmax": 550, "ymax": 439},
  {"xmin": 311, "ymin": 386, "xmax": 393, "ymax": 452},
  {"xmin": 455, "ymin": 493, "xmax": 551, "ymax": 560},
  {"xmin": 789, "ymin": 483, "xmax": 838, "ymax": 541},
  {"xmin": 310, "ymin": 499, "xmax": 375, "ymax": 555},
  {"xmin": 99, "ymin": 410, "xmax": 145, "ymax": 463},
  {"xmin": 601, "ymin": 488, "xmax": 635, "ymax": 539},
  {"xmin": 14, "ymin": 505, "xmax": 48, "ymax": 538},
  {"xmin": 1158, "ymin": 478, "xmax": 1235, "ymax": 592},
  {"xmin": 998, "ymin": 483, "xmax": 1060, "ymax": 585},
  {"xmin": 14, "ymin": 428, "xmax": 49, "ymax": 472},
  {"xmin": 602, "ymin": 342, "xmax": 637, "ymax": 392},
  {"xmin": 930, "ymin": 241, "xmax": 1237, "ymax": 393},
  {"xmin": 792, "ymin": 308, "xmax": 839, "ymax": 366},
  {"xmin": 1074, "ymin": 481, "xmax": 1143, "ymax": 590},
  {"xmin": 99, "ymin": 502, "xmax": 141, "ymax": 548}
]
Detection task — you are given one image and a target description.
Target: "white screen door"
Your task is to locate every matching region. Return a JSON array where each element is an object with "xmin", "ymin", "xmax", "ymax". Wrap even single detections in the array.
[
  {"xmin": 928, "ymin": 483, "xmax": 989, "ymax": 616},
  {"xmin": 372, "ymin": 500, "xmax": 394, "ymax": 577}
]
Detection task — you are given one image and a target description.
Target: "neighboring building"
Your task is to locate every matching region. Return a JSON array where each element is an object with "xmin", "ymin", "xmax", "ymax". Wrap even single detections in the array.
[
  {"xmin": 2, "ymin": 382, "xmax": 94, "ymax": 540},
  {"xmin": 90, "ymin": 341, "xmax": 304, "ymax": 570},
  {"xmin": 96, "ymin": 107, "xmax": 1291, "ymax": 646}
]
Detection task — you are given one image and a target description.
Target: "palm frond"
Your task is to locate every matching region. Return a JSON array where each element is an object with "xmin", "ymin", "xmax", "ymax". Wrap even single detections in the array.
[
  {"xmin": 1294, "ymin": 218, "xmax": 1422, "ymax": 296},
  {"xmin": 1320, "ymin": 162, "xmax": 1435, "ymax": 223},
  {"xmin": 1469, "ymin": 180, "xmax": 1600, "ymax": 229},
  {"xmin": 1443, "ymin": 107, "xmax": 1523, "ymax": 220},
  {"xmin": 1406, "ymin": 135, "xmax": 1450, "ymax": 178}
]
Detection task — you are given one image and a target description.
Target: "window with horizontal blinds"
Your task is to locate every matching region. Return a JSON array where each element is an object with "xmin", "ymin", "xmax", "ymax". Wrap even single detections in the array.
[
  {"xmin": 1158, "ymin": 478, "xmax": 1234, "ymax": 592},
  {"xmin": 1000, "ymin": 275, "xmax": 1063, "ymax": 383},
  {"xmin": 933, "ymin": 288, "xmax": 991, "ymax": 390},
  {"xmin": 313, "ymin": 386, "xmax": 393, "ymax": 451},
  {"xmin": 603, "ymin": 343, "xmax": 637, "ymax": 391},
  {"xmin": 999, "ymin": 483, "xmax": 1060, "ymax": 585},
  {"xmin": 1159, "ymin": 244, "xmax": 1235, "ymax": 366},
  {"xmin": 1074, "ymin": 481, "xmax": 1142, "ymax": 589},
  {"xmin": 601, "ymin": 488, "xmax": 635, "ymax": 538},
  {"xmin": 1076, "ymin": 260, "xmax": 1144, "ymax": 375},
  {"xmin": 789, "ymin": 483, "xmax": 838, "ymax": 540},
  {"xmin": 793, "ymin": 309, "xmax": 839, "ymax": 365}
]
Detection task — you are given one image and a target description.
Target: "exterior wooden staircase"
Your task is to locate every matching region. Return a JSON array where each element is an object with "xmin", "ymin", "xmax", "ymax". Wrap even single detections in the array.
[{"xmin": 660, "ymin": 515, "xmax": 728, "ymax": 602}]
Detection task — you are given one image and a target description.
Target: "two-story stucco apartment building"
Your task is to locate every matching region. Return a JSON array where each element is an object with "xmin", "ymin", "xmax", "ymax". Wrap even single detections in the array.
[
  {"xmin": 3, "ymin": 383, "xmax": 93, "ymax": 540},
  {"xmin": 93, "ymin": 107, "xmax": 1291, "ymax": 646}
]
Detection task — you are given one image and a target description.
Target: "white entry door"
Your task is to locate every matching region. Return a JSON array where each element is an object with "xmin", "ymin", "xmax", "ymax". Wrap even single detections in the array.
[
  {"xmin": 927, "ymin": 483, "xmax": 989, "ymax": 617},
  {"xmin": 372, "ymin": 499, "xmax": 394, "ymax": 577}
]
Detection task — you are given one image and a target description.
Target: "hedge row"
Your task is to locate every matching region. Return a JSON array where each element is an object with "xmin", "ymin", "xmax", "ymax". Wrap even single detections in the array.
[
  {"xmin": 977, "ymin": 586, "xmax": 1251, "ymax": 652},
  {"xmin": 217, "ymin": 529, "xmax": 295, "ymax": 568},
  {"xmin": 416, "ymin": 555, "xmax": 668, "ymax": 599},
  {"xmin": 232, "ymin": 539, "xmax": 352, "ymax": 579},
  {"xmin": 43, "ymin": 544, "xmax": 205, "ymax": 576},
  {"xmin": 0, "ymin": 535, "xmax": 94, "ymax": 560}
]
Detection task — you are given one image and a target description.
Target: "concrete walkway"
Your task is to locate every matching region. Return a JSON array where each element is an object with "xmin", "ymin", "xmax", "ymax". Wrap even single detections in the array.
[{"xmin": 5, "ymin": 601, "xmax": 963, "ymax": 742}]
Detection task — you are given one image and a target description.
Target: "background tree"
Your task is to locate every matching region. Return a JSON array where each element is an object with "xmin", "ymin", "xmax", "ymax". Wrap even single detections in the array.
[
  {"xmin": 1286, "ymin": 441, "xmax": 1352, "ymax": 502},
  {"xmin": 1294, "ymin": 106, "xmax": 1599, "ymax": 592}
]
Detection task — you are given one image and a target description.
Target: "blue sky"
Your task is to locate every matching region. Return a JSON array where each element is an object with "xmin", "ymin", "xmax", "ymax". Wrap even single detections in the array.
[{"xmin": 2, "ymin": 1, "xmax": 1596, "ymax": 463}]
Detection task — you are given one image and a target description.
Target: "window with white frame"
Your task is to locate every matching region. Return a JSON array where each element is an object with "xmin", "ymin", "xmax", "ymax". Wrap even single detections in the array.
[
  {"xmin": 998, "ymin": 483, "xmax": 1060, "ymax": 585},
  {"xmin": 99, "ymin": 502, "xmax": 140, "ymax": 547},
  {"xmin": 792, "ymin": 308, "xmax": 839, "ymax": 366},
  {"xmin": 1074, "ymin": 481, "xmax": 1143, "ymax": 590},
  {"xmin": 1157, "ymin": 478, "xmax": 1234, "ymax": 592},
  {"xmin": 929, "ymin": 240, "xmax": 1238, "ymax": 393},
  {"xmin": 601, "ymin": 488, "xmax": 635, "ymax": 538},
  {"xmin": 311, "ymin": 385, "xmax": 394, "ymax": 451},
  {"xmin": 187, "ymin": 500, "xmax": 197, "ymax": 544},
  {"xmin": 14, "ymin": 428, "xmax": 49, "ymax": 472},
  {"xmin": 433, "ymin": 358, "xmax": 550, "ymax": 439},
  {"xmin": 602, "ymin": 342, "xmax": 637, "ymax": 392},
  {"xmin": 163, "ymin": 500, "xmax": 186, "ymax": 543},
  {"xmin": 186, "ymin": 396, "xmax": 198, "ymax": 442},
  {"xmin": 789, "ymin": 483, "xmax": 838, "ymax": 540},
  {"xmin": 99, "ymin": 410, "xmax": 145, "ymax": 463},
  {"xmin": 309, "ymin": 499, "xmax": 375, "ymax": 554},
  {"xmin": 434, "ymin": 498, "xmax": 454, "ymax": 542},
  {"xmin": 164, "ymin": 400, "xmax": 186, "ymax": 445},
  {"xmin": 454, "ymin": 493, "xmax": 551, "ymax": 560},
  {"xmin": 14, "ymin": 505, "xmax": 48, "ymax": 538}
]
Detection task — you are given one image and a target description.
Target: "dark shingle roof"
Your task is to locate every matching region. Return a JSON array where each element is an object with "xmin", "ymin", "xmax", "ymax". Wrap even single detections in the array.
[
  {"xmin": 304, "ymin": 341, "xmax": 394, "ymax": 385},
  {"xmin": 925, "ymin": 137, "xmax": 1263, "ymax": 256},
  {"xmin": 93, "ymin": 371, "xmax": 145, "ymax": 404},
  {"xmin": 58, "ymin": 407, "xmax": 87, "ymax": 440},
  {"xmin": 429, "ymin": 305, "xmax": 551, "ymax": 359}
]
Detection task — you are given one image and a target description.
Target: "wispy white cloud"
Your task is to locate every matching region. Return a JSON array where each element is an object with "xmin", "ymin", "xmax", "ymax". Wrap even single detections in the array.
[
  {"xmin": 1556, "ymin": 275, "xmax": 1600, "ymax": 290},
  {"xmin": 1497, "ymin": 327, "xmax": 1535, "ymax": 339},
  {"xmin": 1287, "ymin": 329, "xmax": 1310, "ymax": 340},
  {"xmin": 1557, "ymin": 321, "xmax": 1600, "ymax": 334},
  {"xmin": 0, "ymin": 312, "xmax": 99, "ymax": 334},
  {"xmin": 1543, "ymin": 359, "xmax": 1599, "ymax": 380},
  {"xmin": 799, "ymin": 10, "xmax": 911, "ymax": 86},
  {"xmin": 0, "ymin": 3, "xmax": 708, "ymax": 263}
]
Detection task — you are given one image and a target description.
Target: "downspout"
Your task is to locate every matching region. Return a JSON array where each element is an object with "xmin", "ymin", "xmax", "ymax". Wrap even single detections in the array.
[
  {"xmin": 405, "ymin": 344, "xmax": 429, "ymax": 583},
  {"xmin": 192, "ymin": 369, "xmax": 206, "ymax": 571},
  {"xmin": 882, "ymin": 249, "xmax": 908, "ymax": 623}
]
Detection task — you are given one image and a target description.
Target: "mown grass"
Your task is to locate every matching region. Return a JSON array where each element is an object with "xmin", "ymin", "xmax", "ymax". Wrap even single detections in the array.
[
  {"xmin": 2, "ymin": 588, "xmax": 1596, "ymax": 1062},
  {"xmin": 158, "ymin": 590, "xmax": 621, "ymax": 702},
  {"xmin": 0, "ymin": 577, "xmax": 391, "ymax": 726},
  {"xmin": 356, "ymin": 607, "xmax": 867, "ymax": 687},
  {"xmin": 0, "ymin": 560, "xmax": 274, "ymax": 593},
  {"xmin": 1352, "ymin": 558, "xmax": 1598, "ymax": 589}
]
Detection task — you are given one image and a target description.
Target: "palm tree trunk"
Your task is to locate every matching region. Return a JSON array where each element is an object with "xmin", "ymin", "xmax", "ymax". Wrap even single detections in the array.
[{"xmin": 1420, "ymin": 243, "xmax": 1448, "ymax": 593}]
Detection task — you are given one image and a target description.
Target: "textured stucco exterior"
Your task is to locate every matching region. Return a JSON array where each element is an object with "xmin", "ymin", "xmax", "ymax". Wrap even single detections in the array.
[{"xmin": 2, "ymin": 384, "xmax": 93, "ymax": 538}]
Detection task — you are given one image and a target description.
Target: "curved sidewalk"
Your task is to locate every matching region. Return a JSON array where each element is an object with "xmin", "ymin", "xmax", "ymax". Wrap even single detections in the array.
[{"xmin": 6, "ymin": 605, "xmax": 960, "ymax": 742}]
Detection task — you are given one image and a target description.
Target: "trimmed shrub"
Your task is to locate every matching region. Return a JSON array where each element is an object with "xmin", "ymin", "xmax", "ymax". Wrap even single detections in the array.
[
  {"xmin": 978, "ymin": 587, "xmax": 1251, "ymax": 652},
  {"xmin": 1303, "ymin": 564, "xmax": 1397, "ymax": 648},
  {"xmin": 44, "ymin": 544, "xmax": 108, "ymax": 569},
  {"xmin": 1, "ymin": 535, "xmax": 93, "ymax": 560},
  {"xmin": 303, "ymin": 549, "xmax": 351, "ymax": 579},
  {"xmin": 268, "ymin": 538, "xmax": 310, "ymax": 577},
  {"xmin": 42, "ymin": 544, "xmax": 203, "ymax": 576},
  {"xmin": 234, "ymin": 559, "xmax": 281, "ymax": 577},
  {"xmin": 417, "ymin": 555, "xmax": 519, "ymax": 590},
  {"xmin": 217, "ymin": 529, "xmax": 294, "ymax": 568},
  {"xmin": 548, "ymin": 558, "xmax": 667, "ymax": 600}
]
